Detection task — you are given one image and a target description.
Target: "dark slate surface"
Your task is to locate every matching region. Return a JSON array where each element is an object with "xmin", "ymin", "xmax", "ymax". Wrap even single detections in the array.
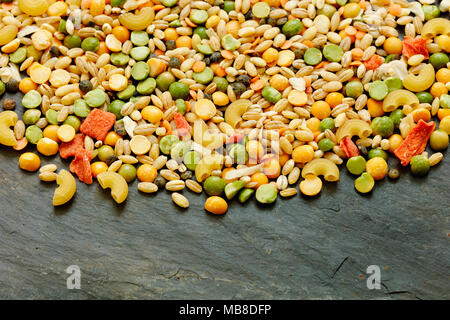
[{"xmin": 1, "ymin": 89, "xmax": 449, "ymax": 300}]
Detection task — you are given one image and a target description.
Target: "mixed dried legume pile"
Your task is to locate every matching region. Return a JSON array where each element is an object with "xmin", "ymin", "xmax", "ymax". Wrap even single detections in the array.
[{"xmin": 0, "ymin": 0, "xmax": 449, "ymax": 213}]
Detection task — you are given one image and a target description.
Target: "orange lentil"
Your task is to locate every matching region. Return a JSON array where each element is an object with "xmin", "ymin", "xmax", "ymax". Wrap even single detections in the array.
[
  {"xmin": 19, "ymin": 77, "xmax": 38, "ymax": 94},
  {"xmin": 388, "ymin": 4, "xmax": 402, "ymax": 16},
  {"xmin": 351, "ymin": 48, "xmax": 364, "ymax": 60},
  {"xmin": 367, "ymin": 98, "xmax": 385, "ymax": 117},
  {"xmin": 164, "ymin": 28, "xmax": 178, "ymax": 41},
  {"xmin": 112, "ymin": 26, "xmax": 129, "ymax": 43},
  {"xmin": 205, "ymin": 196, "xmax": 228, "ymax": 215},
  {"xmin": 326, "ymin": 92, "xmax": 344, "ymax": 108},
  {"xmin": 436, "ymin": 68, "xmax": 450, "ymax": 83},
  {"xmin": 137, "ymin": 164, "xmax": 158, "ymax": 182},
  {"xmin": 311, "ymin": 101, "xmax": 331, "ymax": 120},
  {"xmin": 251, "ymin": 172, "xmax": 269, "ymax": 189},
  {"xmin": 175, "ymin": 36, "xmax": 191, "ymax": 49},
  {"xmin": 91, "ymin": 162, "xmax": 108, "ymax": 178},
  {"xmin": 438, "ymin": 108, "xmax": 450, "ymax": 120},
  {"xmin": 388, "ymin": 134, "xmax": 403, "ymax": 153},
  {"xmin": 192, "ymin": 61, "xmax": 206, "ymax": 73},
  {"xmin": 430, "ymin": 82, "xmax": 448, "ymax": 98},
  {"xmin": 306, "ymin": 118, "xmax": 321, "ymax": 132},
  {"xmin": 411, "ymin": 108, "xmax": 431, "ymax": 123},
  {"xmin": 104, "ymin": 131, "xmax": 121, "ymax": 146}
]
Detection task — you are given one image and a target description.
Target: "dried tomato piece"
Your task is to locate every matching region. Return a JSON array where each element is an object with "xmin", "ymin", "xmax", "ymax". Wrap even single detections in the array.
[
  {"xmin": 364, "ymin": 55, "xmax": 383, "ymax": 70},
  {"xmin": 69, "ymin": 149, "xmax": 93, "ymax": 184},
  {"xmin": 394, "ymin": 120, "xmax": 435, "ymax": 166},
  {"xmin": 80, "ymin": 109, "xmax": 116, "ymax": 142},
  {"xmin": 173, "ymin": 112, "xmax": 191, "ymax": 136},
  {"xmin": 59, "ymin": 133, "xmax": 84, "ymax": 159},
  {"xmin": 340, "ymin": 136, "xmax": 360, "ymax": 158},
  {"xmin": 402, "ymin": 36, "xmax": 429, "ymax": 60}
]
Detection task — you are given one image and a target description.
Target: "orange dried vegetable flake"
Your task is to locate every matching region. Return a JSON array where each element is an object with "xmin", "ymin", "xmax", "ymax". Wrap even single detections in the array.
[
  {"xmin": 402, "ymin": 36, "xmax": 429, "ymax": 60},
  {"xmin": 340, "ymin": 136, "xmax": 360, "ymax": 158},
  {"xmin": 69, "ymin": 149, "xmax": 93, "ymax": 184},
  {"xmin": 364, "ymin": 55, "xmax": 383, "ymax": 70},
  {"xmin": 59, "ymin": 133, "xmax": 85, "ymax": 159},
  {"xmin": 80, "ymin": 109, "xmax": 116, "ymax": 142},
  {"xmin": 394, "ymin": 120, "xmax": 435, "ymax": 166}
]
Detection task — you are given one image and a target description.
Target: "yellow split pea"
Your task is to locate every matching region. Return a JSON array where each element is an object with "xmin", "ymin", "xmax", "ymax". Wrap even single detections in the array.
[
  {"xmin": 57, "ymin": 124, "xmax": 76, "ymax": 142},
  {"xmin": 212, "ymin": 91, "xmax": 229, "ymax": 106},
  {"xmin": 109, "ymin": 74, "xmax": 128, "ymax": 91},
  {"xmin": 288, "ymin": 90, "xmax": 308, "ymax": 106},
  {"xmin": 49, "ymin": 69, "xmax": 71, "ymax": 87},
  {"xmin": 130, "ymin": 135, "xmax": 151, "ymax": 155},
  {"xmin": 195, "ymin": 99, "xmax": 217, "ymax": 120}
]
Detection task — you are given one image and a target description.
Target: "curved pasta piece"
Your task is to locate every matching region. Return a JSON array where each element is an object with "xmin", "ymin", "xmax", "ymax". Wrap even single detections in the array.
[
  {"xmin": 97, "ymin": 171, "xmax": 129, "ymax": 204},
  {"xmin": 224, "ymin": 99, "xmax": 252, "ymax": 128},
  {"xmin": 336, "ymin": 119, "xmax": 372, "ymax": 142},
  {"xmin": 403, "ymin": 64, "xmax": 435, "ymax": 92},
  {"xmin": 0, "ymin": 25, "xmax": 18, "ymax": 46},
  {"xmin": 195, "ymin": 153, "xmax": 224, "ymax": 182},
  {"xmin": 0, "ymin": 111, "xmax": 18, "ymax": 147},
  {"xmin": 118, "ymin": 7, "xmax": 155, "ymax": 31},
  {"xmin": 421, "ymin": 18, "xmax": 450, "ymax": 39},
  {"xmin": 18, "ymin": 0, "xmax": 48, "ymax": 16},
  {"xmin": 383, "ymin": 89, "xmax": 420, "ymax": 112},
  {"xmin": 302, "ymin": 159, "xmax": 340, "ymax": 182},
  {"xmin": 53, "ymin": 170, "xmax": 77, "ymax": 206},
  {"xmin": 193, "ymin": 120, "xmax": 223, "ymax": 150}
]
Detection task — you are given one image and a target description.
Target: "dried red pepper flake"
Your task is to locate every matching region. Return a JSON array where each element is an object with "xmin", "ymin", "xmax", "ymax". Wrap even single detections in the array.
[
  {"xmin": 69, "ymin": 149, "xmax": 93, "ymax": 184},
  {"xmin": 364, "ymin": 55, "xmax": 383, "ymax": 70},
  {"xmin": 340, "ymin": 136, "xmax": 360, "ymax": 158},
  {"xmin": 226, "ymin": 133, "xmax": 245, "ymax": 144},
  {"xmin": 80, "ymin": 109, "xmax": 116, "ymax": 142},
  {"xmin": 394, "ymin": 120, "xmax": 435, "ymax": 166},
  {"xmin": 402, "ymin": 36, "xmax": 429, "ymax": 60},
  {"xmin": 173, "ymin": 112, "xmax": 191, "ymax": 136},
  {"xmin": 59, "ymin": 133, "xmax": 85, "ymax": 159}
]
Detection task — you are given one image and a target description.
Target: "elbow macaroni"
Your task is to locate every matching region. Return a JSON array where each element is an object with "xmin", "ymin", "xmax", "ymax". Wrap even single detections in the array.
[
  {"xmin": 118, "ymin": 7, "xmax": 155, "ymax": 31},
  {"xmin": 0, "ymin": 111, "xmax": 18, "ymax": 147},
  {"xmin": 195, "ymin": 153, "xmax": 224, "ymax": 182},
  {"xmin": 336, "ymin": 119, "xmax": 372, "ymax": 143},
  {"xmin": 53, "ymin": 170, "xmax": 77, "ymax": 206},
  {"xmin": 382, "ymin": 89, "xmax": 420, "ymax": 112},
  {"xmin": 421, "ymin": 18, "xmax": 450, "ymax": 39},
  {"xmin": 97, "ymin": 171, "xmax": 129, "ymax": 204},
  {"xmin": 193, "ymin": 120, "xmax": 223, "ymax": 150},
  {"xmin": 302, "ymin": 158, "xmax": 340, "ymax": 182},
  {"xmin": 402, "ymin": 64, "xmax": 435, "ymax": 93},
  {"xmin": 224, "ymin": 99, "xmax": 252, "ymax": 129}
]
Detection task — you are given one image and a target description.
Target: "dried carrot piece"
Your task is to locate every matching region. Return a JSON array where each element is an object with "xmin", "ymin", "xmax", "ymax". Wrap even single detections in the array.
[
  {"xmin": 174, "ymin": 112, "xmax": 191, "ymax": 136},
  {"xmin": 340, "ymin": 136, "xmax": 360, "ymax": 158},
  {"xmin": 162, "ymin": 120, "xmax": 172, "ymax": 135},
  {"xmin": 1, "ymin": 2, "xmax": 14, "ymax": 10},
  {"xmin": 251, "ymin": 36, "xmax": 260, "ymax": 47},
  {"xmin": 364, "ymin": 55, "xmax": 383, "ymax": 70},
  {"xmin": 394, "ymin": 120, "xmax": 435, "ymax": 166},
  {"xmin": 302, "ymin": 40, "xmax": 314, "ymax": 48},
  {"xmin": 402, "ymin": 36, "xmax": 429, "ymax": 60},
  {"xmin": 221, "ymin": 50, "xmax": 233, "ymax": 59},
  {"xmin": 280, "ymin": 40, "xmax": 293, "ymax": 49},
  {"xmin": 250, "ymin": 79, "xmax": 265, "ymax": 91},
  {"xmin": 314, "ymin": 61, "xmax": 329, "ymax": 69},
  {"xmin": 152, "ymin": 4, "xmax": 165, "ymax": 11}
]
